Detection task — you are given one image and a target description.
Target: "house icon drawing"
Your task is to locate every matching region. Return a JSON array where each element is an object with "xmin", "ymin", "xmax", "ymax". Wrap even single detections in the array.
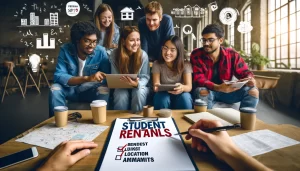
[{"xmin": 120, "ymin": 7, "xmax": 134, "ymax": 21}]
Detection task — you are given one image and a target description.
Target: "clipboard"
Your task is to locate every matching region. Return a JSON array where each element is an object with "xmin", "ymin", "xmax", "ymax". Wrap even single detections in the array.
[{"xmin": 95, "ymin": 117, "xmax": 198, "ymax": 171}]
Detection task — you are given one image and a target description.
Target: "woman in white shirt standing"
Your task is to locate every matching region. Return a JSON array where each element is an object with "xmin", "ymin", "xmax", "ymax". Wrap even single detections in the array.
[
  {"xmin": 94, "ymin": 4, "xmax": 120, "ymax": 55},
  {"xmin": 152, "ymin": 35, "xmax": 193, "ymax": 109}
]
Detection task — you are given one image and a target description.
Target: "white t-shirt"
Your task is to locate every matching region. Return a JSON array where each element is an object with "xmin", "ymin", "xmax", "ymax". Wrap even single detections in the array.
[{"xmin": 78, "ymin": 56, "xmax": 86, "ymax": 76}]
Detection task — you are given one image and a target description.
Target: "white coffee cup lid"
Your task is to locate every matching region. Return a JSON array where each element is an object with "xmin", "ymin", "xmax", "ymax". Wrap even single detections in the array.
[
  {"xmin": 158, "ymin": 109, "xmax": 172, "ymax": 117},
  {"xmin": 194, "ymin": 99, "xmax": 207, "ymax": 106},
  {"xmin": 54, "ymin": 106, "xmax": 68, "ymax": 112},
  {"xmin": 90, "ymin": 100, "xmax": 107, "ymax": 107},
  {"xmin": 240, "ymin": 107, "xmax": 256, "ymax": 113}
]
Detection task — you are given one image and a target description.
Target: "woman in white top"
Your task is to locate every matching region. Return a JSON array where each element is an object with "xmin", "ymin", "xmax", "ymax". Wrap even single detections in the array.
[
  {"xmin": 152, "ymin": 35, "xmax": 193, "ymax": 109},
  {"xmin": 94, "ymin": 4, "xmax": 120, "ymax": 55},
  {"xmin": 110, "ymin": 26, "xmax": 150, "ymax": 113}
]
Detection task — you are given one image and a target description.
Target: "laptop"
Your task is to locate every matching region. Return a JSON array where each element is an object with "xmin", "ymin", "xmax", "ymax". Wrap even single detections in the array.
[{"xmin": 106, "ymin": 74, "xmax": 138, "ymax": 88}]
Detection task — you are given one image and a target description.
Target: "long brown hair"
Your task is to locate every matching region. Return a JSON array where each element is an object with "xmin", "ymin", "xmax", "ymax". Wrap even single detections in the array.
[
  {"xmin": 116, "ymin": 26, "xmax": 142, "ymax": 74},
  {"xmin": 94, "ymin": 4, "xmax": 114, "ymax": 49},
  {"xmin": 158, "ymin": 35, "xmax": 184, "ymax": 74}
]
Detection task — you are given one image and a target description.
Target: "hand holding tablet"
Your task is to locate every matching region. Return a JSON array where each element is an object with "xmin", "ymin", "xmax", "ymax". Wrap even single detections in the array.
[
  {"xmin": 157, "ymin": 84, "xmax": 179, "ymax": 91},
  {"xmin": 106, "ymin": 74, "xmax": 138, "ymax": 88}
]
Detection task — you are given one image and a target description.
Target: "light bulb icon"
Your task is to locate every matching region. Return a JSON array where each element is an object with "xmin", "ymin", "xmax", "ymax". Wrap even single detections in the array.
[{"xmin": 29, "ymin": 54, "xmax": 41, "ymax": 72}]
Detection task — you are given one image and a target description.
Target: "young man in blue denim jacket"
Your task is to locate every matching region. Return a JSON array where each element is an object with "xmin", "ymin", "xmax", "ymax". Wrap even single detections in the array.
[{"xmin": 49, "ymin": 21, "xmax": 111, "ymax": 117}]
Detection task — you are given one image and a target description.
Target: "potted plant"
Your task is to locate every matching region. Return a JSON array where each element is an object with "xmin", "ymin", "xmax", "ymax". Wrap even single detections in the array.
[{"xmin": 250, "ymin": 43, "xmax": 270, "ymax": 70}]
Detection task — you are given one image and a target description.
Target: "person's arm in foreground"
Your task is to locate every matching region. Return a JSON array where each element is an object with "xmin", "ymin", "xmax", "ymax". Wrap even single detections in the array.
[
  {"xmin": 185, "ymin": 119, "xmax": 272, "ymax": 171},
  {"xmin": 37, "ymin": 140, "xmax": 98, "ymax": 171}
]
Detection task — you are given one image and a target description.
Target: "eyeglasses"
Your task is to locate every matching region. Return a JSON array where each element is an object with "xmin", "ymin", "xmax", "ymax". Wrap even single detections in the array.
[
  {"xmin": 162, "ymin": 46, "xmax": 177, "ymax": 53},
  {"xmin": 83, "ymin": 39, "xmax": 98, "ymax": 46},
  {"xmin": 200, "ymin": 38, "xmax": 218, "ymax": 44}
]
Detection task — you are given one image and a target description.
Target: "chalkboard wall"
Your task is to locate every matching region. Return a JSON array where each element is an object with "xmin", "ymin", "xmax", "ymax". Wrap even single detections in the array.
[{"xmin": 0, "ymin": 0, "xmax": 93, "ymax": 64}]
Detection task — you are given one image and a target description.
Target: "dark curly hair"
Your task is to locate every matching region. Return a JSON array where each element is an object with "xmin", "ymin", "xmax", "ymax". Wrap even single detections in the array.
[
  {"xmin": 202, "ymin": 24, "xmax": 225, "ymax": 38},
  {"xmin": 70, "ymin": 21, "xmax": 100, "ymax": 45}
]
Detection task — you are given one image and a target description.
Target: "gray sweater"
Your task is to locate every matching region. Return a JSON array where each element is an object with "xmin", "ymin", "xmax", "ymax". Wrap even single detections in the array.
[{"xmin": 109, "ymin": 49, "xmax": 150, "ymax": 88}]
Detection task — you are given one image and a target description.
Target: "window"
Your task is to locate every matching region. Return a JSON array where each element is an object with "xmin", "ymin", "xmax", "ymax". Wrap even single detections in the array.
[
  {"xmin": 228, "ymin": 23, "xmax": 234, "ymax": 46},
  {"xmin": 244, "ymin": 6, "xmax": 251, "ymax": 54},
  {"xmin": 268, "ymin": 0, "xmax": 300, "ymax": 69}
]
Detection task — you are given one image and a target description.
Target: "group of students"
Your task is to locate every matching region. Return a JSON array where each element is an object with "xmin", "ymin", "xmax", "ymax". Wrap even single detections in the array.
[
  {"xmin": 49, "ymin": 1, "xmax": 194, "ymax": 115},
  {"xmin": 50, "ymin": 1, "xmax": 259, "ymax": 116}
]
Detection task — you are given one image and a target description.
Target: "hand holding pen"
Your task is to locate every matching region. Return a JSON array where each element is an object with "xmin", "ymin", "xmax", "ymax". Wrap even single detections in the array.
[
  {"xmin": 185, "ymin": 119, "xmax": 239, "ymax": 158},
  {"xmin": 184, "ymin": 119, "xmax": 271, "ymax": 171}
]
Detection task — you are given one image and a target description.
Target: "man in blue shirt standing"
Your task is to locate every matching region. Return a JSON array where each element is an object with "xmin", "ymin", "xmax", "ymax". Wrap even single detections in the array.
[
  {"xmin": 138, "ymin": 1, "xmax": 175, "ymax": 61},
  {"xmin": 49, "ymin": 21, "xmax": 110, "ymax": 117}
]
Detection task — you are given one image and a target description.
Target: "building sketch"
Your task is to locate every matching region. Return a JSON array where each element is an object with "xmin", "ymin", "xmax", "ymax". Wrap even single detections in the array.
[
  {"xmin": 120, "ymin": 7, "xmax": 134, "ymax": 21},
  {"xmin": 44, "ymin": 19, "xmax": 49, "ymax": 25},
  {"xmin": 19, "ymin": 12, "xmax": 58, "ymax": 27},
  {"xmin": 35, "ymin": 16, "xmax": 39, "ymax": 25},
  {"xmin": 171, "ymin": 5, "xmax": 205, "ymax": 18},
  {"xmin": 21, "ymin": 19, "xmax": 27, "ymax": 26},
  {"xmin": 50, "ymin": 13, "xmax": 58, "ymax": 26},
  {"xmin": 30, "ymin": 12, "xmax": 35, "ymax": 25}
]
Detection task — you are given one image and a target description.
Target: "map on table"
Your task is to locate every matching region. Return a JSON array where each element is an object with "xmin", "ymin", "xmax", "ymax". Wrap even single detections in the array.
[{"xmin": 16, "ymin": 121, "xmax": 108, "ymax": 149}]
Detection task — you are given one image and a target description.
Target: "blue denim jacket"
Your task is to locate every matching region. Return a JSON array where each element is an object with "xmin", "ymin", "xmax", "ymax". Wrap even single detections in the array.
[{"xmin": 54, "ymin": 43, "xmax": 111, "ymax": 87}]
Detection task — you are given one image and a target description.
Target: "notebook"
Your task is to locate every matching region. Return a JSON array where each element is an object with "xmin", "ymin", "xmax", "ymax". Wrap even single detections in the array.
[{"xmin": 184, "ymin": 108, "xmax": 240, "ymax": 126}]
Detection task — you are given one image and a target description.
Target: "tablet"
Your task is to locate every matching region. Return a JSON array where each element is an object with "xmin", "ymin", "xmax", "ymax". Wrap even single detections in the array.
[
  {"xmin": 157, "ymin": 84, "xmax": 179, "ymax": 91},
  {"xmin": 106, "ymin": 74, "xmax": 138, "ymax": 88}
]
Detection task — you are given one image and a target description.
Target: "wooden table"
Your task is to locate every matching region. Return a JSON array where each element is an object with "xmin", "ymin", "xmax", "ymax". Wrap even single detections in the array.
[{"xmin": 1, "ymin": 110, "xmax": 300, "ymax": 171}]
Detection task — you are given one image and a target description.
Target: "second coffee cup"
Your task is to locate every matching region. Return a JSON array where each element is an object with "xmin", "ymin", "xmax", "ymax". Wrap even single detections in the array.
[
  {"xmin": 90, "ymin": 100, "xmax": 107, "ymax": 124},
  {"xmin": 143, "ymin": 105, "xmax": 154, "ymax": 117},
  {"xmin": 240, "ymin": 107, "xmax": 257, "ymax": 130},
  {"xmin": 194, "ymin": 99, "xmax": 207, "ymax": 113},
  {"xmin": 54, "ymin": 106, "xmax": 68, "ymax": 127}
]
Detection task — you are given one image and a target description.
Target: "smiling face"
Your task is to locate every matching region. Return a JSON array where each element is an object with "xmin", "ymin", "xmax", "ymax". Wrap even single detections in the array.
[
  {"xmin": 162, "ymin": 40, "xmax": 177, "ymax": 64},
  {"xmin": 124, "ymin": 31, "xmax": 140, "ymax": 54},
  {"xmin": 146, "ymin": 13, "xmax": 162, "ymax": 31},
  {"xmin": 99, "ymin": 10, "xmax": 113, "ymax": 29},
  {"xmin": 201, "ymin": 33, "xmax": 223, "ymax": 54},
  {"xmin": 77, "ymin": 34, "xmax": 98, "ymax": 56}
]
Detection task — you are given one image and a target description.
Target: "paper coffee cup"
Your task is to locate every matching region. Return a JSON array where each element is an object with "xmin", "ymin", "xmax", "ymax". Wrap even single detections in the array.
[
  {"xmin": 143, "ymin": 105, "xmax": 154, "ymax": 117},
  {"xmin": 240, "ymin": 107, "xmax": 257, "ymax": 130},
  {"xmin": 90, "ymin": 100, "xmax": 107, "ymax": 124},
  {"xmin": 194, "ymin": 99, "xmax": 207, "ymax": 113},
  {"xmin": 54, "ymin": 106, "xmax": 68, "ymax": 127}
]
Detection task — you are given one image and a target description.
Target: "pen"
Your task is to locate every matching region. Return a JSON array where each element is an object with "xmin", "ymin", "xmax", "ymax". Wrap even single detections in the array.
[{"xmin": 176, "ymin": 123, "xmax": 241, "ymax": 135}]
